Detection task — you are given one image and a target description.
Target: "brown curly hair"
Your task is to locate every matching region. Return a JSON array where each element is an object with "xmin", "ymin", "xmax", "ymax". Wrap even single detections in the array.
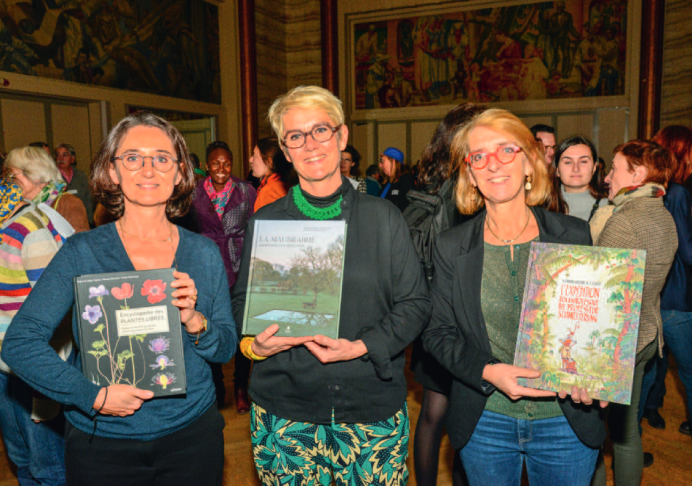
[{"xmin": 89, "ymin": 111, "xmax": 196, "ymax": 219}]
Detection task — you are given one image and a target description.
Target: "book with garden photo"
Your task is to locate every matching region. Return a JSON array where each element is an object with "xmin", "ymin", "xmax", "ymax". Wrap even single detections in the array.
[
  {"xmin": 513, "ymin": 242, "xmax": 646, "ymax": 405},
  {"xmin": 74, "ymin": 268, "xmax": 186, "ymax": 397},
  {"xmin": 242, "ymin": 220, "xmax": 347, "ymax": 339}
]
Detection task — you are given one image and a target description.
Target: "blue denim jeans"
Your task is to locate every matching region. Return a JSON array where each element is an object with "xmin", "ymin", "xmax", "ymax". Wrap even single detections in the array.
[
  {"xmin": 659, "ymin": 310, "xmax": 692, "ymax": 416},
  {"xmin": 460, "ymin": 411, "xmax": 598, "ymax": 486},
  {"xmin": 0, "ymin": 371, "xmax": 66, "ymax": 486}
]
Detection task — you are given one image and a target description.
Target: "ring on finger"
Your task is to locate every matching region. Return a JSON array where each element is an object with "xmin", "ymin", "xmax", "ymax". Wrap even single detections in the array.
[{"xmin": 189, "ymin": 290, "xmax": 198, "ymax": 302}]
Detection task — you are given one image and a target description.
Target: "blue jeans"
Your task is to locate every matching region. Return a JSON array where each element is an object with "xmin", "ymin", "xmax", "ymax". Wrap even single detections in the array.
[
  {"xmin": 460, "ymin": 411, "xmax": 598, "ymax": 486},
  {"xmin": 660, "ymin": 310, "xmax": 692, "ymax": 417},
  {"xmin": 0, "ymin": 371, "xmax": 66, "ymax": 486}
]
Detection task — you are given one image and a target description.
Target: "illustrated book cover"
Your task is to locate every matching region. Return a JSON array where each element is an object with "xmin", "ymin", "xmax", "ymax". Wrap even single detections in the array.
[
  {"xmin": 242, "ymin": 220, "xmax": 347, "ymax": 339},
  {"xmin": 513, "ymin": 242, "xmax": 646, "ymax": 405},
  {"xmin": 74, "ymin": 269, "xmax": 186, "ymax": 397}
]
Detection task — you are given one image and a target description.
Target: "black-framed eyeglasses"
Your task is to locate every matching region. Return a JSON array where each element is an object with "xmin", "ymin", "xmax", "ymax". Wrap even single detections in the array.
[
  {"xmin": 281, "ymin": 124, "xmax": 342, "ymax": 149},
  {"xmin": 465, "ymin": 145, "xmax": 523, "ymax": 170},
  {"xmin": 112, "ymin": 154, "xmax": 178, "ymax": 172}
]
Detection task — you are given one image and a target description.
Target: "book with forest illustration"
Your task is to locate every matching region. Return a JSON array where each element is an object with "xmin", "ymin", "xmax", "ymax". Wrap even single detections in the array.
[
  {"xmin": 242, "ymin": 220, "xmax": 347, "ymax": 339},
  {"xmin": 513, "ymin": 242, "xmax": 646, "ymax": 405},
  {"xmin": 74, "ymin": 269, "xmax": 186, "ymax": 397}
]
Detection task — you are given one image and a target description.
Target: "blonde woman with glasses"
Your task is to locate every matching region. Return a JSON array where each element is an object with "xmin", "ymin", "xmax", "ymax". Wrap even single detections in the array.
[{"xmin": 422, "ymin": 109, "xmax": 607, "ymax": 486}]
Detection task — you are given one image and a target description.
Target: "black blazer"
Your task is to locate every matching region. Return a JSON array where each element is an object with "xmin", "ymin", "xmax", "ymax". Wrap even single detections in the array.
[{"xmin": 422, "ymin": 206, "xmax": 606, "ymax": 450}]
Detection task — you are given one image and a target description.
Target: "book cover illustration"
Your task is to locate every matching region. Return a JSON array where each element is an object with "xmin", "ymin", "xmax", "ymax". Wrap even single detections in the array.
[
  {"xmin": 74, "ymin": 268, "xmax": 186, "ymax": 397},
  {"xmin": 242, "ymin": 220, "xmax": 347, "ymax": 339},
  {"xmin": 513, "ymin": 242, "xmax": 646, "ymax": 405}
]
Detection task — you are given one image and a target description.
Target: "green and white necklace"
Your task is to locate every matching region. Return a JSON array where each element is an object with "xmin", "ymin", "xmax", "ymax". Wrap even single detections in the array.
[{"xmin": 292, "ymin": 187, "xmax": 342, "ymax": 220}]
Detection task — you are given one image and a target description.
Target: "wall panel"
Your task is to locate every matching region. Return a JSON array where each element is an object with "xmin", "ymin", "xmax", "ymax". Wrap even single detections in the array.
[
  {"xmin": 597, "ymin": 109, "xmax": 629, "ymax": 169},
  {"xmin": 1, "ymin": 99, "xmax": 46, "ymax": 151},
  {"xmin": 410, "ymin": 121, "xmax": 439, "ymax": 164},
  {"xmin": 51, "ymin": 104, "xmax": 92, "ymax": 172},
  {"xmin": 377, "ymin": 123, "xmax": 407, "ymax": 162},
  {"xmin": 556, "ymin": 114, "xmax": 595, "ymax": 141}
]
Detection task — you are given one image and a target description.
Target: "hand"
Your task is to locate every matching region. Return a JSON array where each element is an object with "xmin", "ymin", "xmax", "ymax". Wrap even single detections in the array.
[
  {"xmin": 252, "ymin": 324, "xmax": 314, "ymax": 358},
  {"xmin": 558, "ymin": 386, "xmax": 609, "ymax": 408},
  {"xmin": 93, "ymin": 385, "xmax": 154, "ymax": 417},
  {"xmin": 482, "ymin": 363, "xmax": 557, "ymax": 401},
  {"xmin": 171, "ymin": 271, "xmax": 198, "ymax": 326},
  {"xmin": 304, "ymin": 335, "xmax": 368, "ymax": 364}
]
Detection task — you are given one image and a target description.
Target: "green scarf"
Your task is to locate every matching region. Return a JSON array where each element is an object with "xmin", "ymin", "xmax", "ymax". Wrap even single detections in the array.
[{"xmin": 32, "ymin": 180, "xmax": 66, "ymax": 207}]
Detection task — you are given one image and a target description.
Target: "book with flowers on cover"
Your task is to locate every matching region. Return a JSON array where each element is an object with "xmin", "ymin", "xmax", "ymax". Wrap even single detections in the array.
[
  {"xmin": 74, "ymin": 268, "xmax": 186, "ymax": 397},
  {"xmin": 513, "ymin": 242, "xmax": 646, "ymax": 405}
]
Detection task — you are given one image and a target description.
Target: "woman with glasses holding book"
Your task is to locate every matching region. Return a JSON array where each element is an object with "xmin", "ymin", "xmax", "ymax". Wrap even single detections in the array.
[
  {"xmin": 232, "ymin": 86, "xmax": 431, "ymax": 486},
  {"xmin": 422, "ymin": 109, "xmax": 607, "ymax": 486},
  {"xmin": 2, "ymin": 112, "xmax": 238, "ymax": 486}
]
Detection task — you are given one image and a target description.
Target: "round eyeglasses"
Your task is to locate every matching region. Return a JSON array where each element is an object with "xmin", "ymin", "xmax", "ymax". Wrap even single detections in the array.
[
  {"xmin": 112, "ymin": 154, "xmax": 178, "ymax": 172},
  {"xmin": 465, "ymin": 145, "xmax": 523, "ymax": 170},
  {"xmin": 281, "ymin": 124, "xmax": 342, "ymax": 149}
]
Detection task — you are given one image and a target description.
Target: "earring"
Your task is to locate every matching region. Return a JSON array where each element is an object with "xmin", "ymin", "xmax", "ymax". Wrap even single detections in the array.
[{"xmin": 525, "ymin": 174, "xmax": 533, "ymax": 191}]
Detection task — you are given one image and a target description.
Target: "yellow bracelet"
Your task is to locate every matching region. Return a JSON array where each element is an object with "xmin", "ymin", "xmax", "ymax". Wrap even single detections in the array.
[{"xmin": 240, "ymin": 337, "xmax": 267, "ymax": 361}]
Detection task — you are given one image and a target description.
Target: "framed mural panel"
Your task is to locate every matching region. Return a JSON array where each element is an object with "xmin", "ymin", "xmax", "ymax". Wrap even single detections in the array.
[
  {"xmin": 351, "ymin": 0, "xmax": 628, "ymax": 110},
  {"xmin": 0, "ymin": 0, "xmax": 220, "ymax": 104}
]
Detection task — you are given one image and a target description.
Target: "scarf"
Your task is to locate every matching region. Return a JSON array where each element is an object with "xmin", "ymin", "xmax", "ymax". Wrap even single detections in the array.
[
  {"xmin": 32, "ymin": 180, "xmax": 67, "ymax": 207},
  {"xmin": 204, "ymin": 176, "xmax": 235, "ymax": 220},
  {"xmin": 589, "ymin": 183, "xmax": 666, "ymax": 243},
  {"xmin": 0, "ymin": 180, "xmax": 23, "ymax": 226}
]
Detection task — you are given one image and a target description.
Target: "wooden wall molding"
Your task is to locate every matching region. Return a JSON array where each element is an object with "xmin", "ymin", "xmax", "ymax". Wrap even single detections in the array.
[{"xmin": 238, "ymin": 0, "xmax": 258, "ymax": 175}]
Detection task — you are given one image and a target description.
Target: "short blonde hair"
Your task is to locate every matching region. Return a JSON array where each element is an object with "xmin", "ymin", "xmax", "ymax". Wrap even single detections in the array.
[
  {"xmin": 268, "ymin": 86, "xmax": 345, "ymax": 141},
  {"xmin": 450, "ymin": 109, "xmax": 551, "ymax": 215},
  {"xmin": 5, "ymin": 146, "xmax": 63, "ymax": 184}
]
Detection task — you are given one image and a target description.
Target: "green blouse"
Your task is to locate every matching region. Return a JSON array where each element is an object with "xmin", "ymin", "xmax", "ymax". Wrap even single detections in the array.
[{"xmin": 481, "ymin": 238, "xmax": 562, "ymax": 420}]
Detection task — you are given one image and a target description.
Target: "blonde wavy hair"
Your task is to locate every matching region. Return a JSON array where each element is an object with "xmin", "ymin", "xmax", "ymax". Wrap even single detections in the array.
[{"xmin": 450, "ymin": 109, "xmax": 551, "ymax": 215}]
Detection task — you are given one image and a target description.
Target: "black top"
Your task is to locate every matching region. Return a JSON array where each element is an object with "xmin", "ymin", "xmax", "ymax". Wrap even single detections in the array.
[
  {"xmin": 422, "ymin": 207, "xmax": 606, "ymax": 450},
  {"xmin": 383, "ymin": 172, "xmax": 415, "ymax": 212},
  {"xmin": 232, "ymin": 177, "xmax": 431, "ymax": 424}
]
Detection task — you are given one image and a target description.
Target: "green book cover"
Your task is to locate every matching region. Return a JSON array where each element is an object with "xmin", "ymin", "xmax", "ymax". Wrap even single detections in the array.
[
  {"xmin": 242, "ymin": 220, "xmax": 347, "ymax": 339},
  {"xmin": 74, "ymin": 269, "xmax": 186, "ymax": 397},
  {"xmin": 514, "ymin": 242, "xmax": 646, "ymax": 405}
]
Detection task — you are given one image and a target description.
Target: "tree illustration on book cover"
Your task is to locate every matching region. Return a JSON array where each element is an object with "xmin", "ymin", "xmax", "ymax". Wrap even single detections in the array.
[
  {"xmin": 513, "ymin": 242, "xmax": 646, "ymax": 405},
  {"xmin": 243, "ymin": 220, "xmax": 347, "ymax": 338}
]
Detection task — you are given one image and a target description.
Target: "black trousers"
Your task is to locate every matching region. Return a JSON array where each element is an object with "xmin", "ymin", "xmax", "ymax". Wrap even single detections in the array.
[{"xmin": 65, "ymin": 404, "xmax": 225, "ymax": 486}]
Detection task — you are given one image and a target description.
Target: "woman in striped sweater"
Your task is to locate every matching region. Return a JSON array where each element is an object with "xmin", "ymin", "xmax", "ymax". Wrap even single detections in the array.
[{"xmin": 0, "ymin": 180, "xmax": 64, "ymax": 485}]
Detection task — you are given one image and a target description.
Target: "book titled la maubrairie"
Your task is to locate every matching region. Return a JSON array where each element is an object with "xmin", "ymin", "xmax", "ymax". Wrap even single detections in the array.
[
  {"xmin": 74, "ymin": 269, "xmax": 186, "ymax": 397},
  {"xmin": 242, "ymin": 220, "xmax": 347, "ymax": 339},
  {"xmin": 513, "ymin": 242, "xmax": 646, "ymax": 405}
]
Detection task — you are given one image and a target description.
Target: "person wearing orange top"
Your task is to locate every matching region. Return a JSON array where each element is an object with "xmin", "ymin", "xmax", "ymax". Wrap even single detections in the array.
[{"xmin": 250, "ymin": 137, "xmax": 292, "ymax": 211}]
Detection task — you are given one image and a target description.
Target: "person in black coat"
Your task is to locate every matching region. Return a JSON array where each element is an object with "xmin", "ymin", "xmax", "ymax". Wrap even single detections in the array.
[
  {"xmin": 379, "ymin": 146, "xmax": 414, "ymax": 211},
  {"xmin": 422, "ymin": 108, "xmax": 606, "ymax": 486}
]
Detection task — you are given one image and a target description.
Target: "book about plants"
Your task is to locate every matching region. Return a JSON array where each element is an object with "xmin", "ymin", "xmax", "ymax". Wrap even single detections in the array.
[
  {"xmin": 74, "ymin": 269, "xmax": 186, "ymax": 397},
  {"xmin": 513, "ymin": 242, "xmax": 646, "ymax": 405},
  {"xmin": 242, "ymin": 220, "xmax": 347, "ymax": 339}
]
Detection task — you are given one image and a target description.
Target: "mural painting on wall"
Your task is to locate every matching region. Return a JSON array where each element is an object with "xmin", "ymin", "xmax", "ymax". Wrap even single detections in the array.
[
  {"xmin": 0, "ymin": 0, "xmax": 221, "ymax": 104},
  {"xmin": 354, "ymin": 0, "xmax": 627, "ymax": 110}
]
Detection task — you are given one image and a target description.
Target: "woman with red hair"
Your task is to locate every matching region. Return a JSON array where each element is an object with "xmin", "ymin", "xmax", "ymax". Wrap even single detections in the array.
[
  {"xmin": 640, "ymin": 125, "xmax": 692, "ymax": 458},
  {"xmin": 591, "ymin": 139, "xmax": 678, "ymax": 485}
]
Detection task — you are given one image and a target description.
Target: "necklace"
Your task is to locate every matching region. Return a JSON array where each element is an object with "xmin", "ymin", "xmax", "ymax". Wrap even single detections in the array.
[
  {"xmin": 119, "ymin": 219, "xmax": 179, "ymax": 270},
  {"xmin": 292, "ymin": 187, "xmax": 342, "ymax": 220},
  {"xmin": 485, "ymin": 209, "xmax": 531, "ymax": 244}
]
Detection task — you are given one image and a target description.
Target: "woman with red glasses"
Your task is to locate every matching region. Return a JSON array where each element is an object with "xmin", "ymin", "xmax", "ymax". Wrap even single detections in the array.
[{"xmin": 422, "ymin": 109, "xmax": 606, "ymax": 485}]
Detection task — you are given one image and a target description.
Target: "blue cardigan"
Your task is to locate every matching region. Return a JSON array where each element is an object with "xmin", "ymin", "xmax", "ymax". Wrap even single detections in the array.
[
  {"xmin": 1, "ymin": 223, "xmax": 237, "ymax": 440},
  {"xmin": 661, "ymin": 183, "xmax": 692, "ymax": 312}
]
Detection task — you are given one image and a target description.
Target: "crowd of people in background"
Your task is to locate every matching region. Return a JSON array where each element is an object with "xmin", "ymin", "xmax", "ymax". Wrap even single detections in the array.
[{"xmin": 0, "ymin": 85, "xmax": 689, "ymax": 486}]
